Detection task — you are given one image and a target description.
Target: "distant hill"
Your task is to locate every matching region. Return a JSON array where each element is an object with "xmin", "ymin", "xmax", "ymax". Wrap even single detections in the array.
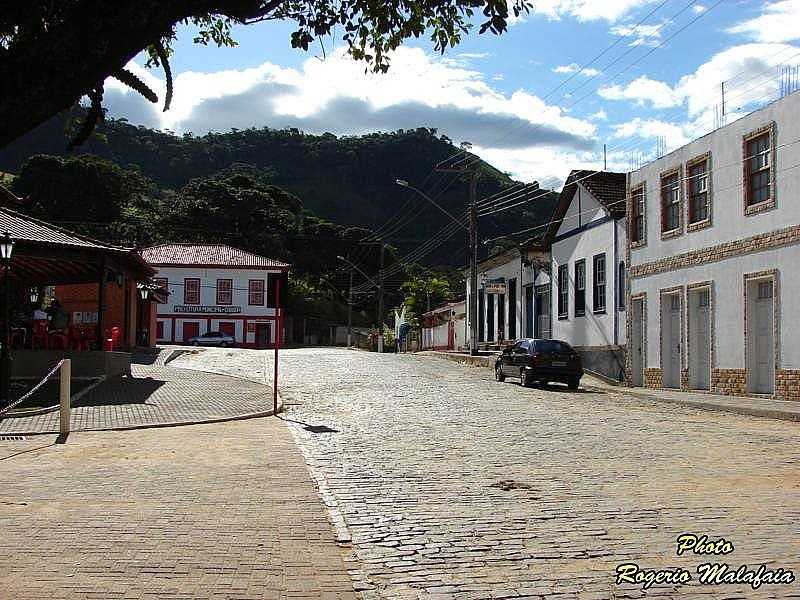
[{"xmin": 0, "ymin": 110, "xmax": 559, "ymax": 267}]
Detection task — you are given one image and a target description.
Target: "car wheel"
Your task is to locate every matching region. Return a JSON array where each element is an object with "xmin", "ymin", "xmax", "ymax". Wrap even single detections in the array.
[
  {"xmin": 192, "ymin": 341, "xmax": 199, "ymax": 346},
  {"xmin": 495, "ymin": 365, "xmax": 505, "ymax": 382},
  {"xmin": 520, "ymin": 370, "xmax": 531, "ymax": 387},
  {"xmin": 220, "ymin": 342, "xmax": 228, "ymax": 348},
  {"xmin": 568, "ymin": 377, "xmax": 580, "ymax": 390}
]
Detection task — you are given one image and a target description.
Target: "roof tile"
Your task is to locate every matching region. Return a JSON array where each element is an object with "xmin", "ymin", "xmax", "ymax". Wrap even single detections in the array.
[{"xmin": 142, "ymin": 244, "xmax": 290, "ymax": 268}]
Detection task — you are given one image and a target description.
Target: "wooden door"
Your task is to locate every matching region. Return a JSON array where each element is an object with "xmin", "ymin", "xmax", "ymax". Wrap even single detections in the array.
[{"xmin": 183, "ymin": 322, "xmax": 200, "ymax": 343}]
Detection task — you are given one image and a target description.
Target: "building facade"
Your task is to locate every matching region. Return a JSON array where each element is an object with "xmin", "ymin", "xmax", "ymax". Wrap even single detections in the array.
[
  {"xmin": 141, "ymin": 244, "xmax": 290, "ymax": 348},
  {"xmin": 422, "ymin": 300, "xmax": 466, "ymax": 351},
  {"xmin": 627, "ymin": 91, "xmax": 800, "ymax": 400},
  {"xmin": 546, "ymin": 170, "xmax": 628, "ymax": 381},
  {"xmin": 465, "ymin": 243, "xmax": 550, "ymax": 349}
]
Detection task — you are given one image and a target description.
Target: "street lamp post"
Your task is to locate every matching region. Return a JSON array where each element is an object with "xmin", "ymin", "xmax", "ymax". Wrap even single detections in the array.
[
  {"xmin": 395, "ymin": 177, "xmax": 478, "ymax": 355},
  {"xmin": 336, "ymin": 255, "xmax": 380, "ymax": 351},
  {"xmin": 0, "ymin": 232, "xmax": 16, "ymax": 407}
]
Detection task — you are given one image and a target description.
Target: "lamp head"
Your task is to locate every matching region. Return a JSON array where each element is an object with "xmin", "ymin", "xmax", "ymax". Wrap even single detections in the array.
[
  {"xmin": 0, "ymin": 231, "xmax": 14, "ymax": 263},
  {"xmin": 395, "ymin": 179, "xmax": 409, "ymax": 187}
]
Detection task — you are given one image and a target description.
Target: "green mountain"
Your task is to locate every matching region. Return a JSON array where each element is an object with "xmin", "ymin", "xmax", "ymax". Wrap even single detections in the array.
[{"xmin": 0, "ymin": 110, "xmax": 559, "ymax": 268}]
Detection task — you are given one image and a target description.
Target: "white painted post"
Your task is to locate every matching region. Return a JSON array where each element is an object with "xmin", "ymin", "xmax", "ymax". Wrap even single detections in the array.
[{"xmin": 59, "ymin": 359, "xmax": 71, "ymax": 435}]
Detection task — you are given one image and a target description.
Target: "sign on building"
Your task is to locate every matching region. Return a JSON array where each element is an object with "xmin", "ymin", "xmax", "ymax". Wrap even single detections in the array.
[{"xmin": 485, "ymin": 279, "xmax": 507, "ymax": 294}]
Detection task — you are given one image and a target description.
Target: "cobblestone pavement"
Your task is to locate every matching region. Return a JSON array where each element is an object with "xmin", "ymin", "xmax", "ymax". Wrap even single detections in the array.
[
  {"xmin": 0, "ymin": 356, "xmax": 274, "ymax": 435},
  {"xmin": 174, "ymin": 347, "xmax": 800, "ymax": 599},
  {"xmin": 0, "ymin": 418, "xmax": 358, "ymax": 600}
]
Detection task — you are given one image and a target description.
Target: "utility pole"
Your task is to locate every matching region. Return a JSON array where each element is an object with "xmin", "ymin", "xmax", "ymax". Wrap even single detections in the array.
[
  {"xmin": 377, "ymin": 240, "xmax": 385, "ymax": 353},
  {"xmin": 468, "ymin": 172, "xmax": 478, "ymax": 356},
  {"xmin": 433, "ymin": 161, "xmax": 478, "ymax": 356},
  {"xmin": 347, "ymin": 267, "xmax": 353, "ymax": 348}
]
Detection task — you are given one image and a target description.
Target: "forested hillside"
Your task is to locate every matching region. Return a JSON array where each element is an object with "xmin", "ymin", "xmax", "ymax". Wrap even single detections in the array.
[{"xmin": 0, "ymin": 109, "xmax": 559, "ymax": 268}]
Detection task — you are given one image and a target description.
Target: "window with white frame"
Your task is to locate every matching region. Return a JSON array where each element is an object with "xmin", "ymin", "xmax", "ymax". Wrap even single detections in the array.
[
  {"xmin": 631, "ymin": 185, "xmax": 646, "ymax": 243},
  {"xmin": 746, "ymin": 132, "xmax": 771, "ymax": 206},
  {"xmin": 248, "ymin": 279, "xmax": 265, "ymax": 306},
  {"xmin": 661, "ymin": 171, "xmax": 680, "ymax": 232},
  {"xmin": 216, "ymin": 279, "xmax": 233, "ymax": 305},
  {"xmin": 574, "ymin": 260, "xmax": 586, "ymax": 317},
  {"xmin": 688, "ymin": 158, "xmax": 709, "ymax": 223},
  {"xmin": 184, "ymin": 278, "xmax": 200, "ymax": 305},
  {"xmin": 558, "ymin": 264, "xmax": 568, "ymax": 318},
  {"xmin": 593, "ymin": 253, "xmax": 606, "ymax": 313}
]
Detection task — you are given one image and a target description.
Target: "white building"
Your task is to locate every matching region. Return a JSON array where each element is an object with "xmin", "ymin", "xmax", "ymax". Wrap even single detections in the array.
[
  {"xmin": 545, "ymin": 170, "xmax": 628, "ymax": 381},
  {"xmin": 465, "ymin": 243, "xmax": 550, "ymax": 349},
  {"xmin": 422, "ymin": 300, "xmax": 466, "ymax": 351},
  {"xmin": 627, "ymin": 91, "xmax": 800, "ymax": 400},
  {"xmin": 141, "ymin": 244, "xmax": 290, "ymax": 348}
]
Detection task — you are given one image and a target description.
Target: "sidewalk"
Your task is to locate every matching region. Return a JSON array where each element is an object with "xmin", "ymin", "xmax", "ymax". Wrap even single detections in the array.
[
  {"xmin": 421, "ymin": 350, "xmax": 800, "ymax": 422},
  {"xmin": 590, "ymin": 378, "xmax": 800, "ymax": 422},
  {"xmin": 0, "ymin": 419, "xmax": 358, "ymax": 600}
]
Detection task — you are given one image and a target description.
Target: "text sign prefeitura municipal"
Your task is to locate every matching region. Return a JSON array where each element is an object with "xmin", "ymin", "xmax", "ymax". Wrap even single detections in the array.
[{"xmin": 174, "ymin": 305, "xmax": 243, "ymax": 314}]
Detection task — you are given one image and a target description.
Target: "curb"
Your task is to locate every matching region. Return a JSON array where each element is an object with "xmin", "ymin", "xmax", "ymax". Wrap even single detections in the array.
[
  {"xmin": 1, "ymin": 361, "xmax": 286, "ymax": 436},
  {"xmin": 418, "ymin": 351, "xmax": 800, "ymax": 423},
  {"xmin": 615, "ymin": 388, "xmax": 800, "ymax": 423}
]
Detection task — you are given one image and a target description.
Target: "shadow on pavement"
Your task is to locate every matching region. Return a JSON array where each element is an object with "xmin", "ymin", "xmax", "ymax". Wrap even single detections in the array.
[
  {"xmin": 278, "ymin": 416, "xmax": 339, "ymax": 434},
  {"xmin": 73, "ymin": 375, "xmax": 166, "ymax": 408}
]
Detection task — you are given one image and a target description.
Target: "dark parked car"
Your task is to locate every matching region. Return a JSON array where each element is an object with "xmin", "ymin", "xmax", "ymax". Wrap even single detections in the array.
[
  {"xmin": 495, "ymin": 338, "xmax": 583, "ymax": 389},
  {"xmin": 187, "ymin": 331, "xmax": 236, "ymax": 347}
]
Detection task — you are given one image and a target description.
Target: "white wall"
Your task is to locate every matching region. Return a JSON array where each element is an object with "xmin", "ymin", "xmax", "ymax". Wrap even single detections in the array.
[
  {"xmin": 629, "ymin": 92, "xmax": 800, "ymax": 379},
  {"xmin": 551, "ymin": 182, "xmax": 626, "ymax": 349},
  {"xmin": 631, "ymin": 245, "xmax": 800, "ymax": 370},
  {"xmin": 153, "ymin": 265, "xmax": 282, "ymax": 345},
  {"xmin": 465, "ymin": 249, "xmax": 548, "ymax": 345},
  {"xmin": 630, "ymin": 92, "xmax": 800, "ymax": 268}
]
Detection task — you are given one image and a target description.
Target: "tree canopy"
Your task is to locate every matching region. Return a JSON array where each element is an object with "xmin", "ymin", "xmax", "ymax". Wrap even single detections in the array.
[{"xmin": 0, "ymin": 0, "xmax": 530, "ymax": 148}]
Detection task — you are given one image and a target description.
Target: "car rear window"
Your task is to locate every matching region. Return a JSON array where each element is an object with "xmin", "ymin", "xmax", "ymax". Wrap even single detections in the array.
[{"xmin": 533, "ymin": 340, "xmax": 573, "ymax": 354}]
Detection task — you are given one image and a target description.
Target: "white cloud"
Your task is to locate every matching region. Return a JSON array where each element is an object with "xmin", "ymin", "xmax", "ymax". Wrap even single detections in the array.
[
  {"xmin": 531, "ymin": 0, "xmax": 659, "ymax": 22},
  {"xmin": 692, "ymin": 4, "xmax": 706, "ymax": 14},
  {"xmin": 102, "ymin": 47, "xmax": 599, "ymax": 185},
  {"xmin": 611, "ymin": 117, "xmax": 690, "ymax": 148},
  {"xmin": 727, "ymin": 1, "xmax": 800, "ymax": 43},
  {"xmin": 589, "ymin": 110, "xmax": 608, "ymax": 120},
  {"xmin": 552, "ymin": 63, "xmax": 601, "ymax": 76},
  {"xmin": 609, "ymin": 22, "xmax": 664, "ymax": 47},
  {"xmin": 598, "ymin": 75, "xmax": 683, "ymax": 109}
]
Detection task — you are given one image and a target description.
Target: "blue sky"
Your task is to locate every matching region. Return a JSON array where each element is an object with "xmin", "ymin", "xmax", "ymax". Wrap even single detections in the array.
[{"xmin": 105, "ymin": 0, "xmax": 800, "ymax": 188}]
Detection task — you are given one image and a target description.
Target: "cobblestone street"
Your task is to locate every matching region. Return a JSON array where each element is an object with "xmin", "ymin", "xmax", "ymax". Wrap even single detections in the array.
[{"xmin": 178, "ymin": 347, "xmax": 800, "ymax": 599}]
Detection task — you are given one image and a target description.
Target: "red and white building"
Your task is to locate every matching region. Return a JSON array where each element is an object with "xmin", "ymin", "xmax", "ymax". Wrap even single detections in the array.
[{"xmin": 141, "ymin": 244, "xmax": 290, "ymax": 348}]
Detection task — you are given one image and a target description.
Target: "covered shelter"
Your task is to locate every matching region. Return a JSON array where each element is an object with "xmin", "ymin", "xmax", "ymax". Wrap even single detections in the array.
[{"xmin": 0, "ymin": 202, "xmax": 157, "ymax": 381}]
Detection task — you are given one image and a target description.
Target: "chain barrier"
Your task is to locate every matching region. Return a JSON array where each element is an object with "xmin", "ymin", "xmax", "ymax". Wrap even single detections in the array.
[{"xmin": 0, "ymin": 359, "xmax": 66, "ymax": 417}]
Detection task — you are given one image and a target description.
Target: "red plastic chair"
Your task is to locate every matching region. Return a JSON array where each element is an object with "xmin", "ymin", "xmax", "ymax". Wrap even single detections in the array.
[
  {"xmin": 49, "ymin": 329, "xmax": 69, "ymax": 350},
  {"xmin": 31, "ymin": 321, "xmax": 49, "ymax": 349},
  {"xmin": 68, "ymin": 326, "xmax": 90, "ymax": 351}
]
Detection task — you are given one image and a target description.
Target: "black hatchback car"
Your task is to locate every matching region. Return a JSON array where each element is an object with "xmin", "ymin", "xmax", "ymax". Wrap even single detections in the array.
[{"xmin": 495, "ymin": 338, "xmax": 583, "ymax": 389}]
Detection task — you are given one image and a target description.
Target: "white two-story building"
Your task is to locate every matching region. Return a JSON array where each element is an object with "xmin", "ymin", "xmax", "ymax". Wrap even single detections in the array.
[
  {"xmin": 545, "ymin": 170, "xmax": 628, "ymax": 381},
  {"xmin": 141, "ymin": 243, "xmax": 290, "ymax": 348},
  {"xmin": 627, "ymin": 91, "xmax": 800, "ymax": 400}
]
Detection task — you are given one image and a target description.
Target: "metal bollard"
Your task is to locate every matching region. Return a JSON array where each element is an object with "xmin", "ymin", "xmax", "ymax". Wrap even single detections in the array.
[{"xmin": 59, "ymin": 359, "xmax": 71, "ymax": 435}]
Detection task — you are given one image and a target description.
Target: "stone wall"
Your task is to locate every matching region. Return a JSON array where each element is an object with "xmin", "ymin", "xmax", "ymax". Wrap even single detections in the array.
[
  {"xmin": 644, "ymin": 368, "xmax": 662, "ymax": 389},
  {"xmin": 576, "ymin": 345, "xmax": 626, "ymax": 382}
]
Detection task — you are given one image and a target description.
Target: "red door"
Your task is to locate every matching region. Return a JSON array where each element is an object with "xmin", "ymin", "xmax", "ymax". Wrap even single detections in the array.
[
  {"xmin": 183, "ymin": 322, "xmax": 200, "ymax": 343},
  {"xmin": 219, "ymin": 322, "xmax": 236, "ymax": 339},
  {"xmin": 156, "ymin": 321, "xmax": 164, "ymax": 340},
  {"xmin": 255, "ymin": 323, "xmax": 272, "ymax": 349}
]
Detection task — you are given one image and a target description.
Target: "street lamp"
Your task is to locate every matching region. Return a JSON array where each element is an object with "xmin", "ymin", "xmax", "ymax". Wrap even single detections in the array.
[
  {"xmin": 138, "ymin": 285, "xmax": 150, "ymax": 300},
  {"xmin": 395, "ymin": 179, "xmax": 467, "ymax": 230},
  {"xmin": 29, "ymin": 287, "xmax": 39, "ymax": 305},
  {"xmin": 0, "ymin": 231, "xmax": 15, "ymax": 407}
]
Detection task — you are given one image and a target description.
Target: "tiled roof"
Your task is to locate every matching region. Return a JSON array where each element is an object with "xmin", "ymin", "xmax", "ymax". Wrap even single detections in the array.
[
  {"xmin": 0, "ymin": 205, "xmax": 129, "ymax": 251},
  {"xmin": 543, "ymin": 170, "xmax": 627, "ymax": 245},
  {"xmin": 142, "ymin": 244, "xmax": 290, "ymax": 269}
]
